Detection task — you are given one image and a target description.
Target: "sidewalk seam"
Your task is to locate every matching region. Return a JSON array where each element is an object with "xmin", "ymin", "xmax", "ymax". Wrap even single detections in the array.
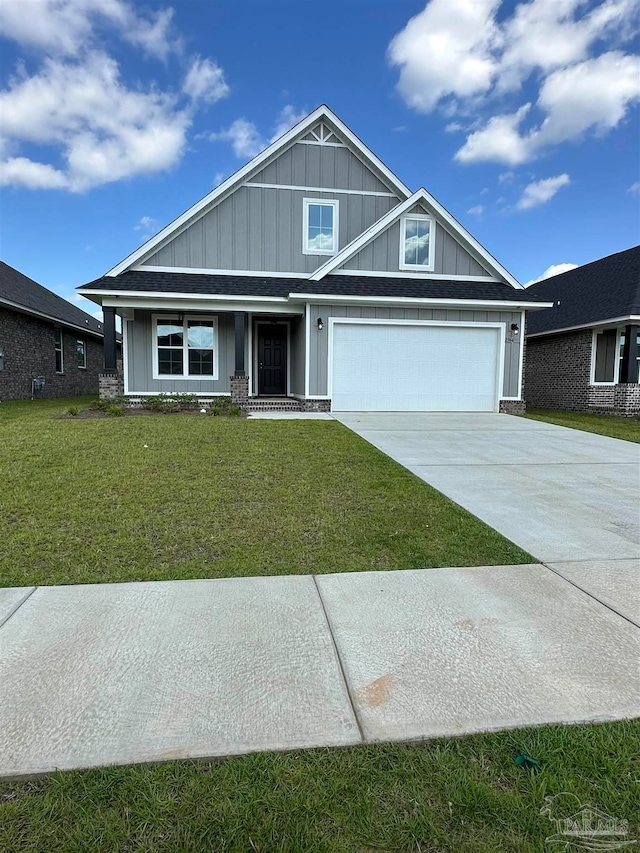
[
  {"xmin": 0, "ymin": 587, "xmax": 38, "ymax": 630},
  {"xmin": 312, "ymin": 575, "xmax": 366, "ymax": 744},
  {"xmin": 541, "ymin": 563, "xmax": 639, "ymax": 629}
]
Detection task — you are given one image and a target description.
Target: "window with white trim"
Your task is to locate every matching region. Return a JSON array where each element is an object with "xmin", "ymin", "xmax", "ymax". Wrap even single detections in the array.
[
  {"xmin": 303, "ymin": 199, "xmax": 338, "ymax": 255},
  {"xmin": 76, "ymin": 340, "xmax": 87, "ymax": 369},
  {"xmin": 400, "ymin": 214, "xmax": 434, "ymax": 271},
  {"xmin": 155, "ymin": 316, "xmax": 218, "ymax": 379},
  {"xmin": 619, "ymin": 329, "xmax": 640, "ymax": 383},
  {"xmin": 54, "ymin": 327, "xmax": 63, "ymax": 373},
  {"xmin": 592, "ymin": 329, "xmax": 618, "ymax": 384}
]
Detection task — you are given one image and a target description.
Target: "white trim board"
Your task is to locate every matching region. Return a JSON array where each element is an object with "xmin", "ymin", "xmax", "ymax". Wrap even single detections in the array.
[
  {"xmin": 527, "ymin": 315, "xmax": 640, "ymax": 338},
  {"xmin": 243, "ymin": 182, "xmax": 398, "ymax": 198},
  {"xmin": 132, "ymin": 266, "xmax": 311, "ymax": 278},
  {"xmin": 310, "ymin": 188, "xmax": 521, "ymax": 288},
  {"xmin": 289, "ymin": 293, "xmax": 552, "ymax": 310},
  {"xmin": 330, "ymin": 269, "xmax": 501, "ymax": 282},
  {"xmin": 104, "ymin": 105, "xmax": 412, "ymax": 277},
  {"xmin": 327, "ymin": 317, "xmax": 506, "ymax": 407}
]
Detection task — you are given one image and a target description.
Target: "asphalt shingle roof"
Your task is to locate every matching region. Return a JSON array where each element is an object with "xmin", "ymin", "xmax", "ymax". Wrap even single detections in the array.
[
  {"xmin": 79, "ymin": 270, "xmax": 545, "ymax": 303},
  {"xmin": 526, "ymin": 246, "xmax": 640, "ymax": 336},
  {"xmin": 1, "ymin": 260, "xmax": 107, "ymax": 337}
]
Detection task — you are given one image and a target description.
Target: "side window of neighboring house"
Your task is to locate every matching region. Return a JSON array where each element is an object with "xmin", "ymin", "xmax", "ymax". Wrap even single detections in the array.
[
  {"xmin": 76, "ymin": 340, "xmax": 87, "ymax": 369},
  {"xmin": 593, "ymin": 329, "xmax": 617, "ymax": 383},
  {"xmin": 54, "ymin": 327, "xmax": 64, "ymax": 373}
]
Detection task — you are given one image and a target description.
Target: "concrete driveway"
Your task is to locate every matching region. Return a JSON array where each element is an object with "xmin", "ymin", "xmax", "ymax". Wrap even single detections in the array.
[{"xmin": 333, "ymin": 413, "xmax": 639, "ymax": 564}]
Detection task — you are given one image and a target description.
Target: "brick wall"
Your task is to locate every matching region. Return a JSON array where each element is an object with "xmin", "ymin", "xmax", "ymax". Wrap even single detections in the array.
[
  {"xmin": 0, "ymin": 307, "xmax": 104, "ymax": 400},
  {"xmin": 525, "ymin": 329, "xmax": 592, "ymax": 411}
]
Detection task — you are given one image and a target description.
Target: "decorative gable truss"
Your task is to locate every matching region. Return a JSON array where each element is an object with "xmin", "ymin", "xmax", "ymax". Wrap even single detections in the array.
[{"xmin": 300, "ymin": 122, "xmax": 342, "ymax": 144}]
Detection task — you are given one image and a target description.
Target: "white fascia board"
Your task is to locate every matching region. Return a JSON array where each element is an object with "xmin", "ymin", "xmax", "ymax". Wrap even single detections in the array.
[
  {"xmin": 331, "ymin": 269, "xmax": 501, "ymax": 282},
  {"xmin": 80, "ymin": 289, "xmax": 290, "ymax": 302},
  {"xmin": 288, "ymin": 292, "xmax": 553, "ymax": 310},
  {"xmin": 0, "ymin": 296, "xmax": 105, "ymax": 338},
  {"xmin": 310, "ymin": 187, "xmax": 522, "ymax": 289},
  {"xmin": 527, "ymin": 315, "xmax": 640, "ymax": 338},
  {"xmin": 105, "ymin": 105, "xmax": 412, "ymax": 278}
]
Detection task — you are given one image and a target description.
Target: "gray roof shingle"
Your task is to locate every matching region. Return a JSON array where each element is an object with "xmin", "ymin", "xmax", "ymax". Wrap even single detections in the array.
[
  {"xmin": 526, "ymin": 246, "xmax": 640, "ymax": 336},
  {"xmin": 1, "ymin": 261, "xmax": 108, "ymax": 337},
  {"xmin": 79, "ymin": 270, "xmax": 545, "ymax": 303}
]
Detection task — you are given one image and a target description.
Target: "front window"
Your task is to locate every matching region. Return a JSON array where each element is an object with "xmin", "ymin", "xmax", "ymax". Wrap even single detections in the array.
[
  {"xmin": 54, "ymin": 327, "xmax": 63, "ymax": 373},
  {"xmin": 400, "ymin": 215, "xmax": 434, "ymax": 270},
  {"xmin": 76, "ymin": 340, "xmax": 87, "ymax": 369},
  {"xmin": 593, "ymin": 329, "xmax": 618, "ymax": 383},
  {"xmin": 155, "ymin": 316, "xmax": 217, "ymax": 379},
  {"xmin": 303, "ymin": 199, "xmax": 338, "ymax": 255}
]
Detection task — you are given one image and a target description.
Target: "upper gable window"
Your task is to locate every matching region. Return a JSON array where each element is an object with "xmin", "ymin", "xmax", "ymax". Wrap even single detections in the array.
[
  {"xmin": 303, "ymin": 199, "xmax": 339, "ymax": 255},
  {"xmin": 400, "ymin": 214, "xmax": 434, "ymax": 271}
]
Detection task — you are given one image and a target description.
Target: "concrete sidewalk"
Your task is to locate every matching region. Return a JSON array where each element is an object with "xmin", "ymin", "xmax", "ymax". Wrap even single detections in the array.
[{"xmin": 2, "ymin": 564, "xmax": 639, "ymax": 779}]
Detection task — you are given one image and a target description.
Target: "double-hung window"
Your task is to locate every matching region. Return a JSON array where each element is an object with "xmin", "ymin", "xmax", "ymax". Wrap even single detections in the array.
[
  {"xmin": 76, "ymin": 340, "xmax": 87, "ymax": 369},
  {"xmin": 54, "ymin": 327, "xmax": 63, "ymax": 373},
  {"xmin": 155, "ymin": 316, "xmax": 218, "ymax": 379},
  {"xmin": 400, "ymin": 214, "xmax": 434, "ymax": 271},
  {"xmin": 303, "ymin": 199, "xmax": 338, "ymax": 255}
]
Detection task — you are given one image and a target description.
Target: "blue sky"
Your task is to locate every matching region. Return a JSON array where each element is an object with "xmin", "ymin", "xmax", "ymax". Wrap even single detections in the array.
[{"xmin": 0, "ymin": 0, "xmax": 638, "ymax": 319}]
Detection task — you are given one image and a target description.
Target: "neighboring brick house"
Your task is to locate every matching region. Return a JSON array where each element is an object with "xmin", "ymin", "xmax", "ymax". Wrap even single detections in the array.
[
  {"xmin": 0, "ymin": 261, "xmax": 119, "ymax": 401},
  {"xmin": 525, "ymin": 247, "xmax": 640, "ymax": 416}
]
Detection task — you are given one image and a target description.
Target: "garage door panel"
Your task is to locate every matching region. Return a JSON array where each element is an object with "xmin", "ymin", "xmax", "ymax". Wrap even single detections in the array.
[{"xmin": 331, "ymin": 323, "xmax": 500, "ymax": 412}]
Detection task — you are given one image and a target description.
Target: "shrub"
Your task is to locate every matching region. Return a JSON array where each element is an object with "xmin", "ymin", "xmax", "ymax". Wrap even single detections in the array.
[
  {"xmin": 145, "ymin": 393, "xmax": 198, "ymax": 414},
  {"xmin": 207, "ymin": 397, "xmax": 241, "ymax": 417},
  {"xmin": 90, "ymin": 396, "xmax": 127, "ymax": 411},
  {"xmin": 106, "ymin": 405, "xmax": 124, "ymax": 417},
  {"xmin": 66, "ymin": 406, "xmax": 80, "ymax": 417}
]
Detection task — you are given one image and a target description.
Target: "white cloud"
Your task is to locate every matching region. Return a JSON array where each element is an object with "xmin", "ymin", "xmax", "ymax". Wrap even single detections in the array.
[
  {"xmin": 0, "ymin": 0, "xmax": 179, "ymax": 59},
  {"xmin": 209, "ymin": 105, "xmax": 307, "ymax": 160},
  {"xmin": 628, "ymin": 180, "xmax": 640, "ymax": 194},
  {"xmin": 455, "ymin": 104, "xmax": 532, "ymax": 165},
  {"xmin": 516, "ymin": 173, "xmax": 571, "ymax": 210},
  {"xmin": 134, "ymin": 215, "xmax": 157, "ymax": 231},
  {"xmin": 467, "ymin": 205, "xmax": 484, "ymax": 215},
  {"xmin": 388, "ymin": 0, "xmax": 502, "ymax": 112},
  {"xmin": 213, "ymin": 171, "xmax": 225, "ymax": 186},
  {"xmin": 526, "ymin": 262, "xmax": 579, "ymax": 285},
  {"xmin": 183, "ymin": 56, "xmax": 228, "ymax": 104},
  {"xmin": 390, "ymin": 0, "xmax": 640, "ymax": 164},
  {"xmin": 0, "ymin": 5, "xmax": 229, "ymax": 192}
]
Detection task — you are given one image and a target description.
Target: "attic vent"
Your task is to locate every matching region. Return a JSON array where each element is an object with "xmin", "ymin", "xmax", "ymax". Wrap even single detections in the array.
[{"xmin": 304, "ymin": 122, "xmax": 340, "ymax": 144}]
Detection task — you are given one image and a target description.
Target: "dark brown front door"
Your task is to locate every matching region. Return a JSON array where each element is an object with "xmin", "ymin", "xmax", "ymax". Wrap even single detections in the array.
[{"xmin": 258, "ymin": 324, "xmax": 287, "ymax": 395}]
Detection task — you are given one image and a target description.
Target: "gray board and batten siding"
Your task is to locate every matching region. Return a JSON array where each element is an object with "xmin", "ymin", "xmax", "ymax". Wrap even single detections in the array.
[
  {"xmin": 341, "ymin": 204, "xmax": 491, "ymax": 277},
  {"xmin": 142, "ymin": 142, "xmax": 402, "ymax": 275},
  {"xmin": 307, "ymin": 305, "xmax": 523, "ymax": 399}
]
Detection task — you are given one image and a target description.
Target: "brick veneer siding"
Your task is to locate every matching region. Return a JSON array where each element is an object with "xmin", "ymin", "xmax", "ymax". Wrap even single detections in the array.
[
  {"xmin": 0, "ymin": 307, "xmax": 104, "ymax": 401},
  {"xmin": 525, "ymin": 328, "xmax": 592, "ymax": 411},
  {"xmin": 230, "ymin": 374, "xmax": 249, "ymax": 406},
  {"xmin": 300, "ymin": 398, "xmax": 331, "ymax": 412}
]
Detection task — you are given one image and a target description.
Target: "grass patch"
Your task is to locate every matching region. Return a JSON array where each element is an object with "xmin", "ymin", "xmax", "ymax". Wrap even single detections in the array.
[
  {"xmin": 0, "ymin": 397, "xmax": 531, "ymax": 586},
  {"xmin": 1, "ymin": 720, "xmax": 638, "ymax": 852},
  {"xmin": 524, "ymin": 408, "xmax": 640, "ymax": 443}
]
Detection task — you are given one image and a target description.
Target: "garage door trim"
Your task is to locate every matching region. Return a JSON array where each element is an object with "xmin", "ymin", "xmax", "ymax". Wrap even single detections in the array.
[{"xmin": 327, "ymin": 317, "xmax": 506, "ymax": 411}]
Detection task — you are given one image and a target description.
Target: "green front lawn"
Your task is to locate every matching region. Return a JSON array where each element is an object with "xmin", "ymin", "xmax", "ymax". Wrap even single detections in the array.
[
  {"xmin": 2, "ymin": 720, "xmax": 638, "ymax": 853},
  {"xmin": 0, "ymin": 397, "xmax": 531, "ymax": 587},
  {"xmin": 525, "ymin": 408, "xmax": 640, "ymax": 443}
]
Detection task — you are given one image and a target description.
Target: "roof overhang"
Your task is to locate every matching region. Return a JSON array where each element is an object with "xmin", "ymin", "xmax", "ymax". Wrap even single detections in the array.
[
  {"xmin": 527, "ymin": 315, "xmax": 640, "ymax": 338},
  {"xmin": 0, "ymin": 295, "xmax": 105, "ymax": 338},
  {"xmin": 289, "ymin": 293, "xmax": 553, "ymax": 310}
]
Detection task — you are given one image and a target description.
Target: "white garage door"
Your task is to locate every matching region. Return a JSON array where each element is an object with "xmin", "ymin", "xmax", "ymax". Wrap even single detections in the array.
[{"xmin": 331, "ymin": 322, "xmax": 501, "ymax": 412}]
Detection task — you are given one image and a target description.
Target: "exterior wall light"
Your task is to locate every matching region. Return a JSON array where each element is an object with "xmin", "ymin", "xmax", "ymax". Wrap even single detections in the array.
[
  {"xmin": 317, "ymin": 317, "xmax": 324, "ymax": 331},
  {"xmin": 510, "ymin": 323, "xmax": 520, "ymax": 335}
]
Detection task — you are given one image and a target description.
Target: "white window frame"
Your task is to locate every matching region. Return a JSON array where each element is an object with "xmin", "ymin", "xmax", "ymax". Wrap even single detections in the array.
[
  {"xmin": 76, "ymin": 339, "xmax": 87, "ymax": 370},
  {"xmin": 399, "ymin": 214, "xmax": 435, "ymax": 272},
  {"xmin": 152, "ymin": 314, "xmax": 219, "ymax": 381},
  {"xmin": 54, "ymin": 327, "xmax": 64, "ymax": 374},
  {"xmin": 590, "ymin": 327, "xmax": 621, "ymax": 386},
  {"xmin": 302, "ymin": 198, "xmax": 339, "ymax": 256}
]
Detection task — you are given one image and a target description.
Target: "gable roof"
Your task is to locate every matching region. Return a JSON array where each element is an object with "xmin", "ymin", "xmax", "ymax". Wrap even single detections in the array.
[
  {"xmin": 526, "ymin": 246, "xmax": 640, "ymax": 336},
  {"xmin": 79, "ymin": 269, "xmax": 548, "ymax": 306},
  {"xmin": 0, "ymin": 260, "xmax": 108, "ymax": 337},
  {"xmin": 105, "ymin": 105, "xmax": 412, "ymax": 278},
  {"xmin": 309, "ymin": 189, "xmax": 521, "ymax": 288}
]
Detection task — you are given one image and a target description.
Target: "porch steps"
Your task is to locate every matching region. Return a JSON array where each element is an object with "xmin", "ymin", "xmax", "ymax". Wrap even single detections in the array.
[{"xmin": 243, "ymin": 398, "xmax": 303, "ymax": 413}]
